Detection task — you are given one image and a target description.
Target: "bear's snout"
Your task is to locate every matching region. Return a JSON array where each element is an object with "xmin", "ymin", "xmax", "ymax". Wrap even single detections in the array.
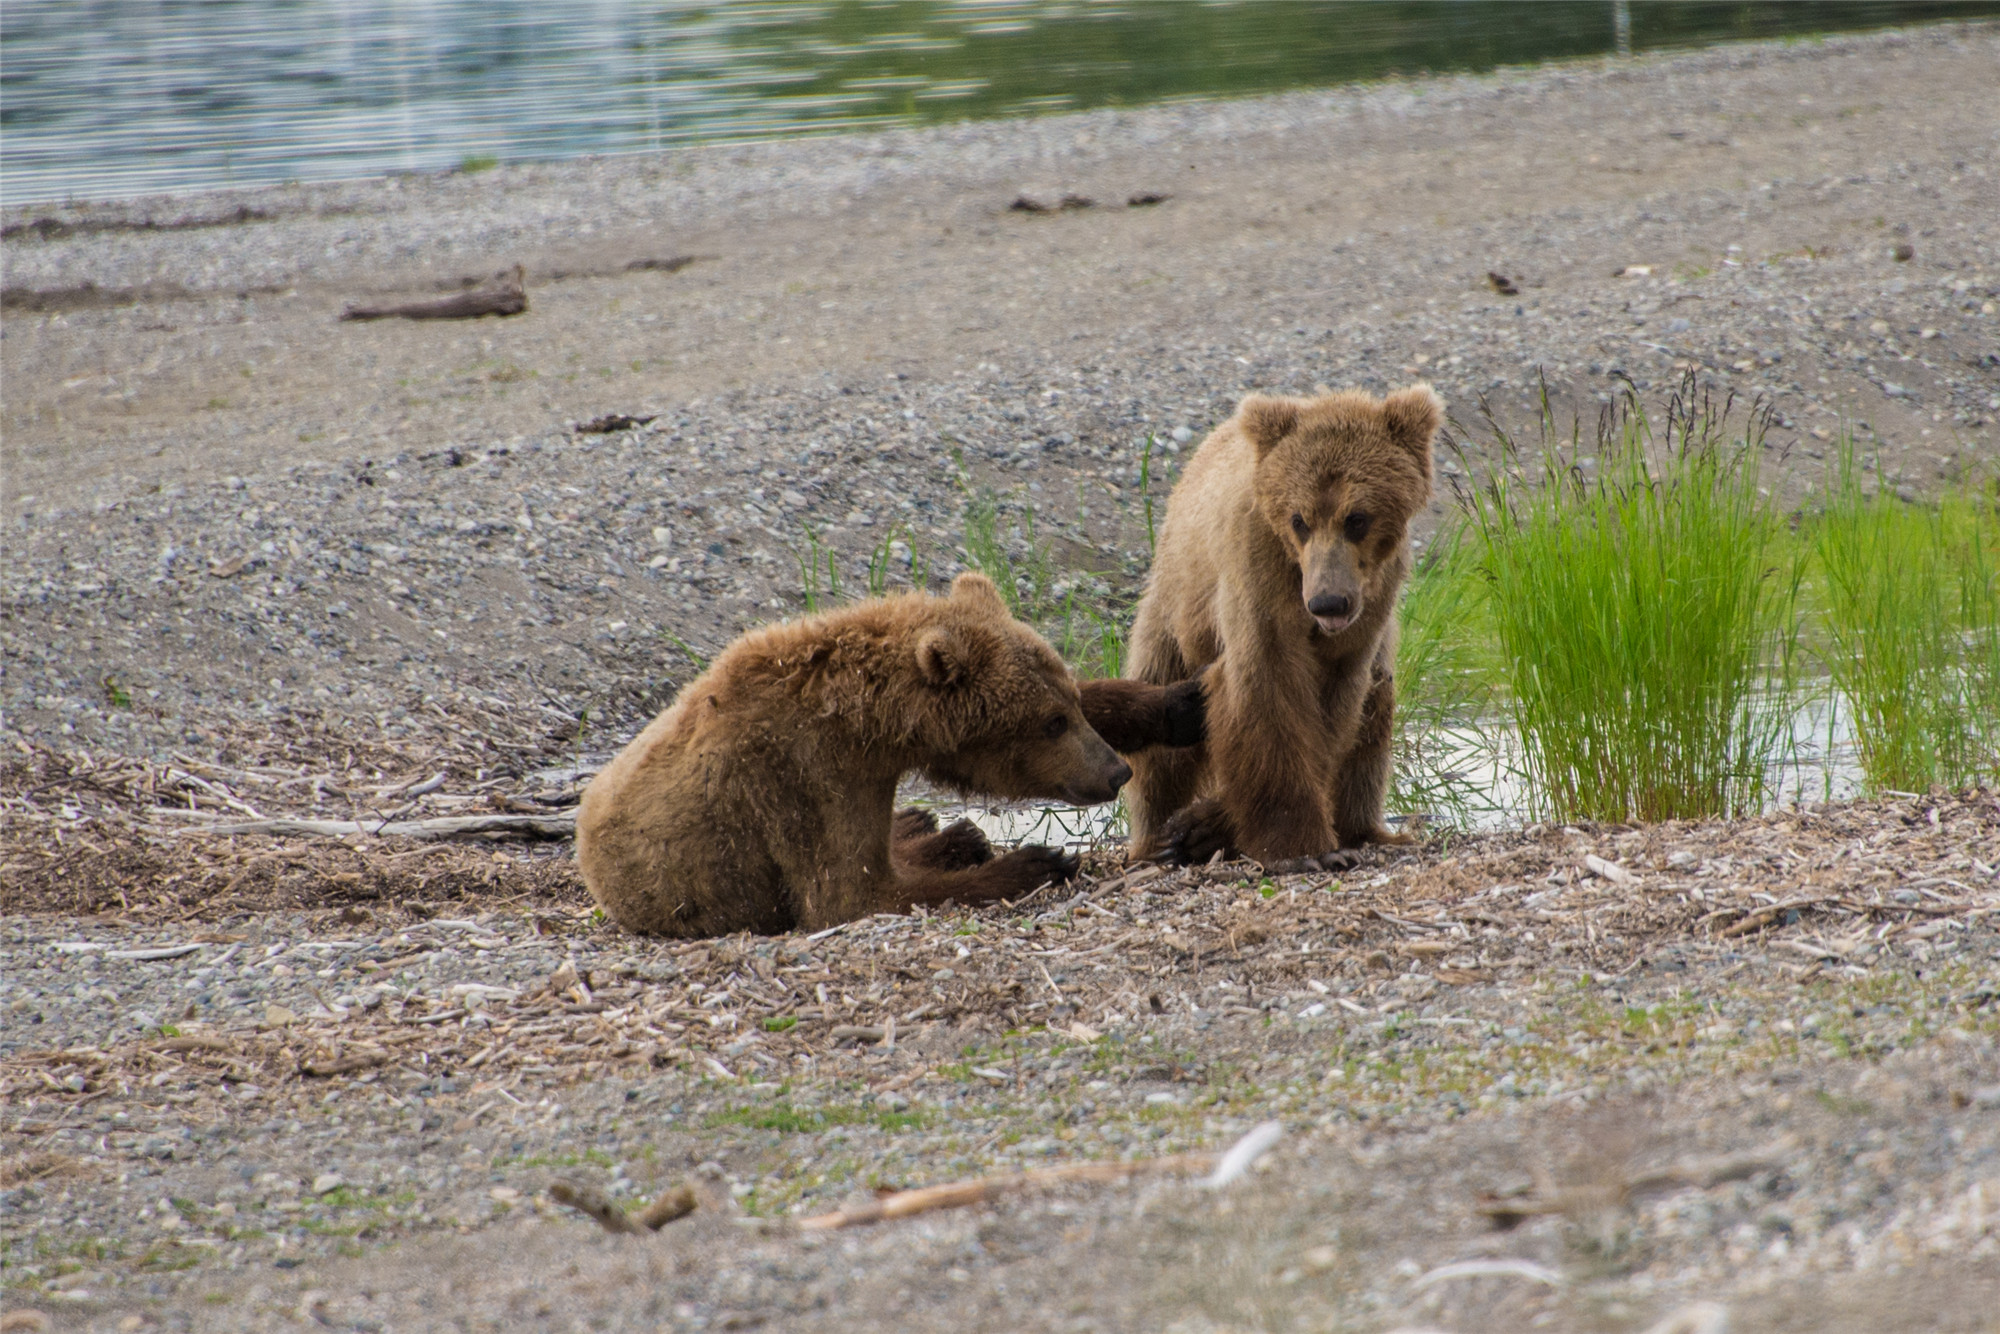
[
  {"xmin": 1066, "ymin": 754, "xmax": 1132, "ymax": 805},
  {"xmin": 1307, "ymin": 591, "xmax": 1353, "ymax": 626},
  {"xmin": 1306, "ymin": 589, "xmax": 1359, "ymax": 634}
]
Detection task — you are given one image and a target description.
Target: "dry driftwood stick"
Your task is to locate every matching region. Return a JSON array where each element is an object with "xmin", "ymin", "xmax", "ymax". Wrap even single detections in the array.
[
  {"xmin": 185, "ymin": 812, "xmax": 575, "ymax": 842},
  {"xmin": 341, "ymin": 265, "xmax": 527, "ymax": 321},
  {"xmin": 550, "ymin": 1180, "xmax": 699, "ymax": 1234},
  {"xmin": 549, "ymin": 1180, "xmax": 642, "ymax": 1234},
  {"xmin": 797, "ymin": 1151, "xmax": 1216, "ymax": 1231}
]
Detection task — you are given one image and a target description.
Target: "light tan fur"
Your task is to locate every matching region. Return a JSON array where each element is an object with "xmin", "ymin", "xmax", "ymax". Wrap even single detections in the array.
[
  {"xmin": 577, "ymin": 573, "xmax": 1198, "ymax": 937},
  {"xmin": 1123, "ymin": 384, "xmax": 1441, "ymax": 866}
]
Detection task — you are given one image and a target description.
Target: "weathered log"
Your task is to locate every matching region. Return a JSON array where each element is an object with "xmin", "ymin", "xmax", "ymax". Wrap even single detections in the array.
[
  {"xmin": 184, "ymin": 812, "xmax": 576, "ymax": 842},
  {"xmin": 341, "ymin": 265, "xmax": 526, "ymax": 321}
]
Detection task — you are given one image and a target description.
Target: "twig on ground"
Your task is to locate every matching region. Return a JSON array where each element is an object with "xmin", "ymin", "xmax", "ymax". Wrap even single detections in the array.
[
  {"xmin": 549, "ymin": 1179, "xmax": 699, "ymax": 1234},
  {"xmin": 796, "ymin": 1151, "xmax": 1215, "ymax": 1230}
]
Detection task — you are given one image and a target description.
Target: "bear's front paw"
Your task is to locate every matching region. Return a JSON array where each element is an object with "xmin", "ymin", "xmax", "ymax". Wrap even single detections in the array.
[
  {"xmin": 987, "ymin": 844, "xmax": 1081, "ymax": 898},
  {"xmin": 902, "ymin": 818, "xmax": 994, "ymax": 871},
  {"xmin": 1150, "ymin": 798, "xmax": 1235, "ymax": 866},
  {"xmin": 1160, "ymin": 676, "xmax": 1207, "ymax": 749},
  {"xmin": 892, "ymin": 806, "xmax": 940, "ymax": 842}
]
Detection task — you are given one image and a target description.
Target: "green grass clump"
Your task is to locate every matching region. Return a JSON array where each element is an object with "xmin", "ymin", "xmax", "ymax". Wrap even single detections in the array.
[
  {"xmin": 1809, "ymin": 444, "xmax": 2000, "ymax": 791},
  {"xmin": 1461, "ymin": 381, "xmax": 1803, "ymax": 823}
]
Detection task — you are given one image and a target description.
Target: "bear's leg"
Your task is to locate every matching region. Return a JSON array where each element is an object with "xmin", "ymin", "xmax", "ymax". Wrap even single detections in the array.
[
  {"xmin": 1333, "ymin": 665, "xmax": 1417, "ymax": 848},
  {"xmin": 1121, "ymin": 629, "xmax": 1211, "ymax": 858},
  {"xmin": 1205, "ymin": 653, "xmax": 1340, "ymax": 864},
  {"xmin": 881, "ymin": 844, "xmax": 1080, "ymax": 911},
  {"xmin": 894, "ymin": 817, "xmax": 994, "ymax": 871},
  {"xmin": 1078, "ymin": 677, "xmax": 1206, "ymax": 753}
]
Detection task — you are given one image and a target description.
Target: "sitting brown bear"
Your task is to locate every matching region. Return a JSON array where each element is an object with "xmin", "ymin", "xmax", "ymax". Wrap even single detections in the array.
[
  {"xmin": 1123, "ymin": 384, "xmax": 1442, "ymax": 870},
  {"xmin": 576, "ymin": 573, "xmax": 1202, "ymax": 937}
]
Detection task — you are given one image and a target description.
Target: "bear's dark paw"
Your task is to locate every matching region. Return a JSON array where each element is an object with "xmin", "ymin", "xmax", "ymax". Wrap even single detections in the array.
[
  {"xmin": 985, "ymin": 844, "xmax": 1081, "ymax": 898},
  {"xmin": 1160, "ymin": 676, "xmax": 1207, "ymax": 749},
  {"xmin": 898, "ymin": 818, "xmax": 994, "ymax": 871},
  {"xmin": 892, "ymin": 807, "xmax": 940, "ymax": 842},
  {"xmin": 1151, "ymin": 797, "xmax": 1235, "ymax": 866},
  {"xmin": 1316, "ymin": 848, "xmax": 1362, "ymax": 871}
]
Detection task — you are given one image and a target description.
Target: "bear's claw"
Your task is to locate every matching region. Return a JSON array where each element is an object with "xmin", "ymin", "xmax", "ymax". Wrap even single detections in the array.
[
  {"xmin": 1150, "ymin": 797, "xmax": 1234, "ymax": 866},
  {"xmin": 892, "ymin": 806, "xmax": 940, "ymax": 841},
  {"xmin": 910, "ymin": 818, "xmax": 995, "ymax": 871}
]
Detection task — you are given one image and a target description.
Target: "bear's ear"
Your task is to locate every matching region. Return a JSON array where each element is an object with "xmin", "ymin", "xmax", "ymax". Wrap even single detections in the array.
[
  {"xmin": 915, "ymin": 626, "xmax": 970, "ymax": 688},
  {"xmin": 949, "ymin": 571, "xmax": 1010, "ymax": 617},
  {"xmin": 1238, "ymin": 394, "xmax": 1300, "ymax": 457},
  {"xmin": 1382, "ymin": 384, "xmax": 1444, "ymax": 466}
]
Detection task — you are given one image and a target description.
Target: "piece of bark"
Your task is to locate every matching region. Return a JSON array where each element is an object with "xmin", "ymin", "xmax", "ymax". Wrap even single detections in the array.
[
  {"xmin": 633, "ymin": 1183, "xmax": 699, "ymax": 1229},
  {"xmin": 549, "ymin": 1180, "xmax": 643, "ymax": 1234},
  {"xmin": 797, "ymin": 1151, "xmax": 1214, "ymax": 1230},
  {"xmin": 186, "ymin": 812, "xmax": 575, "ymax": 842},
  {"xmin": 341, "ymin": 265, "xmax": 526, "ymax": 321}
]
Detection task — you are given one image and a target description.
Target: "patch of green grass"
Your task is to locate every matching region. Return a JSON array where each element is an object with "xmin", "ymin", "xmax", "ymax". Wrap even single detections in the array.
[
  {"xmin": 761, "ymin": 1015, "xmax": 798, "ymax": 1032},
  {"xmin": 794, "ymin": 522, "xmax": 842, "ymax": 612},
  {"xmin": 457, "ymin": 154, "xmax": 500, "ymax": 174},
  {"xmin": 960, "ymin": 484, "xmax": 1061, "ymax": 621},
  {"xmin": 1461, "ymin": 377, "xmax": 1804, "ymax": 822},
  {"xmin": 1809, "ymin": 441, "xmax": 2000, "ymax": 791},
  {"xmin": 704, "ymin": 1101, "xmax": 930, "ymax": 1134}
]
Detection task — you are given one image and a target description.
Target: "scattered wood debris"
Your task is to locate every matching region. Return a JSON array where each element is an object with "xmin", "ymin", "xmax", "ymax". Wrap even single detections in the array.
[
  {"xmin": 1487, "ymin": 271, "xmax": 1521, "ymax": 296},
  {"xmin": 1127, "ymin": 192, "xmax": 1171, "ymax": 207}
]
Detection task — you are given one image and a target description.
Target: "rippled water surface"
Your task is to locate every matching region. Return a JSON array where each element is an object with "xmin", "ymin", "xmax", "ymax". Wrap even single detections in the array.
[{"xmin": 4, "ymin": 1, "xmax": 1995, "ymax": 204}]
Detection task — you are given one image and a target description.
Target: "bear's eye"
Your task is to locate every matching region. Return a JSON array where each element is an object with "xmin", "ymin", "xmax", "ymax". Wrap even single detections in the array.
[
  {"xmin": 1290, "ymin": 513, "xmax": 1310, "ymax": 540},
  {"xmin": 1042, "ymin": 714, "xmax": 1069, "ymax": 740},
  {"xmin": 1343, "ymin": 511, "xmax": 1373, "ymax": 542}
]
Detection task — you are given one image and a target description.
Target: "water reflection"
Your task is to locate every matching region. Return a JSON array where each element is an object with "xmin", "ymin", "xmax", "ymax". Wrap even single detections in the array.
[{"xmin": 3, "ymin": 1, "xmax": 1992, "ymax": 203}]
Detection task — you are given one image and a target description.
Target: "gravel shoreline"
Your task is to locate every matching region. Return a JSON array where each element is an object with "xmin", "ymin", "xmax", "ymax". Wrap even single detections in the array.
[{"xmin": 5, "ymin": 24, "xmax": 1999, "ymax": 766}]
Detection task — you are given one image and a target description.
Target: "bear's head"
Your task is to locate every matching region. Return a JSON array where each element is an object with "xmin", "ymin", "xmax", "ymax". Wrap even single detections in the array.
[
  {"xmin": 911, "ymin": 573, "xmax": 1132, "ymax": 805},
  {"xmin": 1239, "ymin": 384, "xmax": 1441, "ymax": 637}
]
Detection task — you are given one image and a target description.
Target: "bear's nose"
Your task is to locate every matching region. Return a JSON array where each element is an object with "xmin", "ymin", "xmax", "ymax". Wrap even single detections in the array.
[
  {"xmin": 1306, "ymin": 593, "xmax": 1352, "ymax": 619},
  {"xmin": 1105, "ymin": 758, "xmax": 1133, "ymax": 791}
]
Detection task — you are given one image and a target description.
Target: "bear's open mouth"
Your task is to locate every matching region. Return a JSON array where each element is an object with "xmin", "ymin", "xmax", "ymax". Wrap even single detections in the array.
[{"xmin": 1311, "ymin": 611, "xmax": 1357, "ymax": 635}]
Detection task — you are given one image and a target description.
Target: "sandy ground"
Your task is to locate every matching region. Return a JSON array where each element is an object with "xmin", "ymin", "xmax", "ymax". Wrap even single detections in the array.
[{"xmin": 4, "ymin": 23, "xmax": 2000, "ymax": 1334}]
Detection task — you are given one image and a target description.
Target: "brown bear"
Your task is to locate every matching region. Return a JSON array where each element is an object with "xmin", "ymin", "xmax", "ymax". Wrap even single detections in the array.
[
  {"xmin": 1122, "ymin": 383, "xmax": 1442, "ymax": 870},
  {"xmin": 576, "ymin": 572, "xmax": 1203, "ymax": 937}
]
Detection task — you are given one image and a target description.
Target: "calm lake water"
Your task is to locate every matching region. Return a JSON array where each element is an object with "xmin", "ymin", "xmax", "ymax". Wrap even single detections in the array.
[{"xmin": 3, "ymin": 1, "xmax": 1995, "ymax": 205}]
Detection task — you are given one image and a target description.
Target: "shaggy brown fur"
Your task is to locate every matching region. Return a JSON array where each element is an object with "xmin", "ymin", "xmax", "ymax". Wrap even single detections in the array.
[
  {"xmin": 1123, "ymin": 384, "xmax": 1441, "ymax": 869},
  {"xmin": 576, "ymin": 573, "xmax": 1202, "ymax": 937}
]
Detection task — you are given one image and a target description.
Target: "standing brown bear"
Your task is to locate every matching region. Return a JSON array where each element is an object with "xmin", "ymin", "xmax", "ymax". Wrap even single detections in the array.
[
  {"xmin": 577, "ymin": 572, "xmax": 1202, "ymax": 937},
  {"xmin": 1123, "ymin": 384, "xmax": 1442, "ymax": 869}
]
